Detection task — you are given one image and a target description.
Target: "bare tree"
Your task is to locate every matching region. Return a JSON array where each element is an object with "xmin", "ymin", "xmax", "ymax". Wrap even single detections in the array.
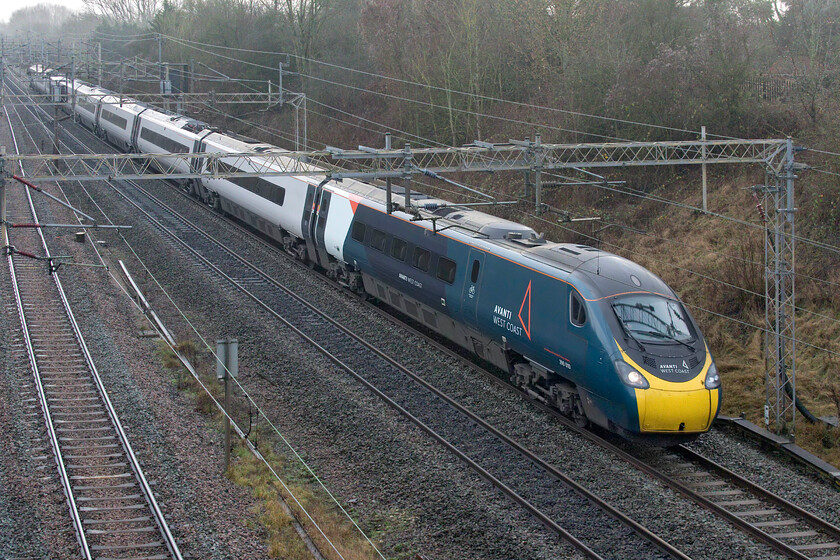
[
  {"xmin": 83, "ymin": 0, "xmax": 163, "ymax": 24},
  {"xmin": 3, "ymin": 3, "xmax": 74, "ymax": 37}
]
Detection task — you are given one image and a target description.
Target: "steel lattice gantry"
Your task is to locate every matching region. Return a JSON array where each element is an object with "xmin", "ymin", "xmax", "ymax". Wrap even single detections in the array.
[
  {"xmin": 759, "ymin": 138, "xmax": 801, "ymax": 438},
  {"xmin": 0, "ymin": 136, "xmax": 802, "ymax": 436},
  {"xmin": 3, "ymin": 138, "xmax": 790, "ymax": 182}
]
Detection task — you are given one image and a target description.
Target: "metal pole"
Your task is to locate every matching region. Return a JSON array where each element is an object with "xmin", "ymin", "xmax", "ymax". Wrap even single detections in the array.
[
  {"xmin": 784, "ymin": 137, "xmax": 797, "ymax": 439},
  {"xmin": 97, "ymin": 42, "xmax": 102, "ymax": 86},
  {"xmin": 278, "ymin": 61, "xmax": 283, "ymax": 104},
  {"xmin": 1, "ymin": 146, "xmax": 7, "ymax": 249},
  {"xmin": 534, "ymin": 134, "xmax": 542, "ymax": 215},
  {"xmin": 224, "ymin": 339, "xmax": 231, "ymax": 471},
  {"xmin": 403, "ymin": 143, "xmax": 412, "ymax": 211},
  {"xmin": 53, "ymin": 100, "xmax": 60, "ymax": 155},
  {"xmin": 164, "ymin": 64, "xmax": 170, "ymax": 111},
  {"xmin": 385, "ymin": 132, "xmax": 392, "ymax": 214},
  {"xmin": 71, "ymin": 55, "xmax": 76, "ymax": 118},
  {"xmin": 701, "ymin": 126, "xmax": 708, "ymax": 213}
]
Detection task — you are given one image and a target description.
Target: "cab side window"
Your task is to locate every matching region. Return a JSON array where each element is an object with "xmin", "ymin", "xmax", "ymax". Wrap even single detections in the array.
[{"xmin": 570, "ymin": 292, "xmax": 587, "ymax": 327}]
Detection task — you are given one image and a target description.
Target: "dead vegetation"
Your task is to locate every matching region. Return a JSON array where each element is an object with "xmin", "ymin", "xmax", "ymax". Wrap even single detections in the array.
[{"xmin": 156, "ymin": 341, "xmax": 383, "ymax": 560}]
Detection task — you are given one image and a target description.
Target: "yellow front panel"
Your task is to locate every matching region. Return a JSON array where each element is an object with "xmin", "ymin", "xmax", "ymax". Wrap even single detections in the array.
[
  {"xmin": 639, "ymin": 389, "xmax": 712, "ymax": 432},
  {"xmin": 616, "ymin": 340, "xmax": 717, "ymax": 434}
]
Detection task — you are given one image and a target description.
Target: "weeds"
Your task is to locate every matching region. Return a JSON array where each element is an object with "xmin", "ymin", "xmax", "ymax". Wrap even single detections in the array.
[{"xmin": 156, "ymin": 338, "xmax": 383, "ymax": 559}]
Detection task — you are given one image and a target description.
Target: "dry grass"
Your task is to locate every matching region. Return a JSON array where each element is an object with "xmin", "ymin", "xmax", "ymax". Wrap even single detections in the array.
[{"xmin": 156, "ymin": 341, "xmax": 385, "ymax": 560}]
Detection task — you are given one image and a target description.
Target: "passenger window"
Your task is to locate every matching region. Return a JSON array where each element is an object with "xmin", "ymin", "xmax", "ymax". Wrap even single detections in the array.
[
  {"xmin": 470, "ymin": 259, "xmax": 480, "ymax": 283},
  {"xmin": 351, "ymin": 221, "xmax": 366, "ymax": 243},
  {"xmin": 437, "ymin": 257, "xmax": 456, "ymax": 284},
  {"xmin": 318, "ymin": 195, "xmax": 330, "ymax": 228},
  {"xmin": 391, "ymin": 237, "xmax": 407, "ymax": 261},
  {"xmin": 412, "ymin": 247, "xmax": 431, "ymax": 272},
  {"xmin": 570, "ymin": 292, "xmax": 587, "ymax": 327},
  {"xmin": 370, "ymin": 228, "xmax": 388, "ymax": 252}
]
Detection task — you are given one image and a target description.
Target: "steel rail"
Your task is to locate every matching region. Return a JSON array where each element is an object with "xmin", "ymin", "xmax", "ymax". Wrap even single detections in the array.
[
  {"xmin": 677, "ymin": 446, "xmax": 840, "ymax": 553},
  {"xmin": 4, "ymin": 93, "xmax": 184, "ymax": 560},
  {"xmin": 94, "ymin": 132, "xmax": 707, "ymax": 557},
  {"xmin": 5, "ymin": 107, "xmax": 93, "ymax": 560},
  {"xmin": 373, "ymin": 310, "xmax": 838, "ymax": 560},
  {"xmin": 12, "ymin": 61, "xmax": 660, "ymax": 558},
  {"xmin": 6, "ymin": 71, "xmax": 336, "ymax": 560}
]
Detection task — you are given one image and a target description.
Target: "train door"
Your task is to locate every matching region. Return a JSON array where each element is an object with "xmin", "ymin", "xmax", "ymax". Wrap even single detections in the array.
[
  {"xmin": 313, "ymin": 190, "xmax": 332, "ymax": 267},
  {"xmin": 94, "ymin": 102, "xmax": 103, "ymax": 134},
  {"xmin": 189, "ymin": 135, "xmax": 209, "ymax": 196},
  {"xmin": 301, "ymin": 184, "xmax": 319, "ymax": 265},
  {"xmin": 461, "ymin": 249, "xmax": 485, "ymax": 324},
  {"xmin": 130, "ymin": 108, "xmax": 149, "ymax": 152}
]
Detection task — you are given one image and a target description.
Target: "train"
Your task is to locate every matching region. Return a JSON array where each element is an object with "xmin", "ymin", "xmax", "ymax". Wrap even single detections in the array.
[{"xmin": 28, "ymin": 65, "xmax": 721, "ymax": 444}]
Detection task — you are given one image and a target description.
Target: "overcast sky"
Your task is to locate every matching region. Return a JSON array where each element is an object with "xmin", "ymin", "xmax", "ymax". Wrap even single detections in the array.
[{"xmin": 0, "ymin": 0, "xmax": 86, "ymax": 23}]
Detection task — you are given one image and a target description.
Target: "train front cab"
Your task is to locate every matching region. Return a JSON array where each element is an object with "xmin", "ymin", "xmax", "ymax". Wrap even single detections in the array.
[
  {"xmin": 567, "ymin": 290, "xmax": 721, "ymax": 444},
  {"xmin": 612, "ymin": 343, "xmax": 721, "ymax": 440}
]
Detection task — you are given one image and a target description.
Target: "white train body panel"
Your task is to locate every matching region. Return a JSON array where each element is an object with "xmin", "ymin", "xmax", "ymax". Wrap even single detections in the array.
[
  {"xmin": 135, "ymin": 110, "xmax": 199, "ymax": 174},
  {"xmin": 42, "ymin": 65, "xmax": 358, "ymax": 267},
  {"xmin": 73, "ymin": 84, "xmax": 103, "ymax": 130},
  {"xmin": 99, "ymin": 100, "xmax": 142, "ymax": 149},
  {"xmin": 320, "ymin": 186, "xmax": 362, "ymax": 263},
  {"xmin": 200, "ymin": 133, "xmax": 313, "ymax": 239}
]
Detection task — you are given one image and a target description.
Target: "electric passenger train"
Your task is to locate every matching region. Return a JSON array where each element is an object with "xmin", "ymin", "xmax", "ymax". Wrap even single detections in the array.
[{"xmin": 29, "ymin": 66, "xmax": 721, "ymax": 444}]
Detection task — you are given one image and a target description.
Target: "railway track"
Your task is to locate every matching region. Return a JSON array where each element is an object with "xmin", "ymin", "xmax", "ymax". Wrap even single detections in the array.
[
  {"xmin": 4, "ymin": 96, "xmax": 183, "ymax": 560},
  {"xmin": 371, "ymin": 302, "xmax": 840, "ymax": 560},
  {"xmin": 123, "ymin": 131, "xmax": 840, "ymax": 560},
  {"xmin": 11, "ymin": 67, "xmax": 839, "ymax": 559},
  {"xmin": 5, "ymin": 75, "xmax": 699, "ymax": 559}
]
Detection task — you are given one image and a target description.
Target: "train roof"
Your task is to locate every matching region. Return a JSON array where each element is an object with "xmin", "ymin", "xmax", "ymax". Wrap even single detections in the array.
[
  {"xmin": 203, "ymin": 130, "xmax": 275, "ymax": 152},
  {"xmin": 527, "ymin": 243, "xmax": 674, "ymax": 299}
]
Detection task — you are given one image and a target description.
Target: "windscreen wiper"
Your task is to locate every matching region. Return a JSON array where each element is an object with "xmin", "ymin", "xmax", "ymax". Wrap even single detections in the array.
[
  {"xmin": 640, "ymin": 330, "xmax": 695, "ymax": 352},
  {"xmin": 611, "ymin": 307, "xmax": 646, "ymax": 352}
]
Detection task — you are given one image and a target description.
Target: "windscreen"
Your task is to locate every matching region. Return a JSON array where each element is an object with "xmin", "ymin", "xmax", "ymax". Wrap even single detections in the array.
[{"xmin": 611, "ymin": 294, "xmax": 694, "ymax": 343}]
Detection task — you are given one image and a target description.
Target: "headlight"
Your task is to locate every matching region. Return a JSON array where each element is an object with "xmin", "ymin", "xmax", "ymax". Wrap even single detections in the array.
[
  {"xmin": 705, "ymin": 361, "xmax": 720, "ymax": 389},
  {"xmin": 615, "ymin": 360, "xmax": 650, "ymax": 389}
]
